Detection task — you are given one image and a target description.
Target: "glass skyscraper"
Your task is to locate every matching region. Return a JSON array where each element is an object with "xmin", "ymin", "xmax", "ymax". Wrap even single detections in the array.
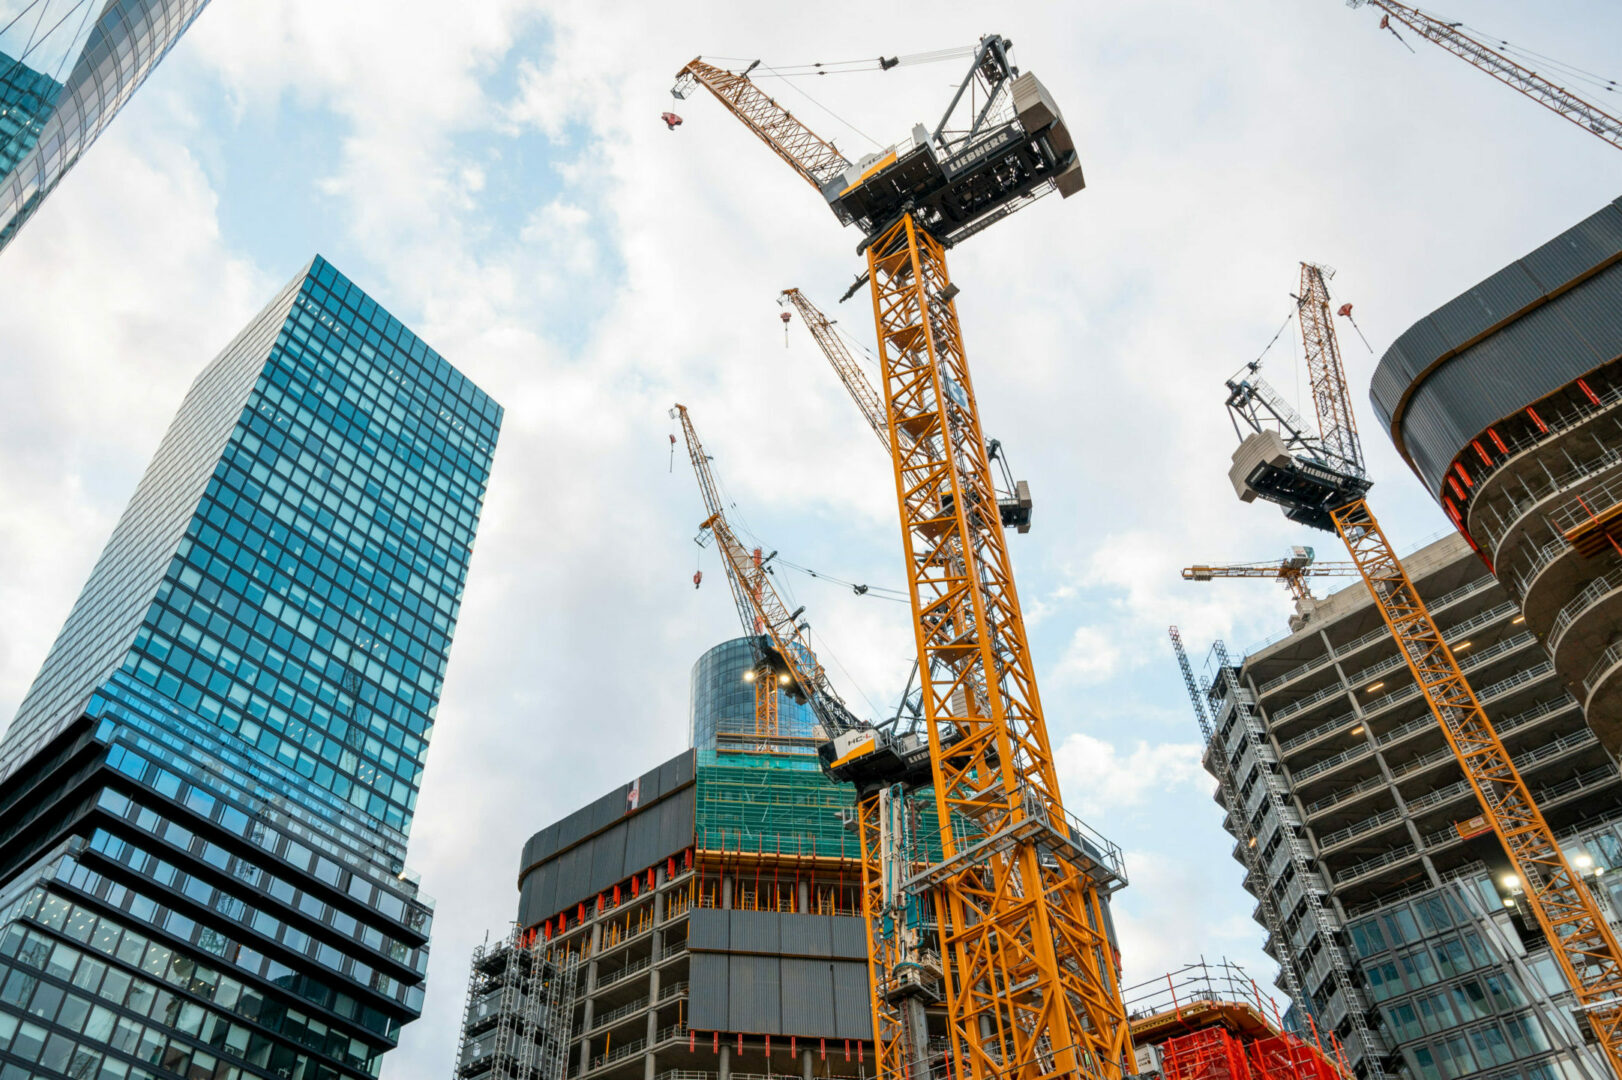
[
  {"xmin": 0, "ymin": 0, "xmax": 211, "ymax": 252},
  {"xmin": 0, "ymin": 255, "xmax": 501, "ymax": 1079}
]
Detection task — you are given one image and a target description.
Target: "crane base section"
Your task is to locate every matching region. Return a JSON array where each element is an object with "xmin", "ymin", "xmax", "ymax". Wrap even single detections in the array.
[{"xmin": 1229, "ymin": 431, "xmax": 1371, "ymax": 532}]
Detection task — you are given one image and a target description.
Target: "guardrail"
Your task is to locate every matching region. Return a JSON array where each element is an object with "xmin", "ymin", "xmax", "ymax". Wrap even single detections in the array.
[
  {"xmin": 1334, "ymin": 842, "xmax": 1418, "ymax": 885},
  {"xmin": 1549, "ymin": 569, "xmax": 1622, "ymax": 653},
  {"xmin": 1479, "ymin": 445, "xmax": 1622, "ymax": 554},
  {"xmin": 1293, "ymin": 742, "xmax": 1373, "ymax": 782},
  {"xmin": 1279, "ymin": 709, "xmax": 1358, "ymax": 753},
  {"xmin": 1406, "ymin": 780, "xmax": 1472, "ymax": 814},
  {"xmin": 1318, "ymin": 806, "xmax": 1407, "ymax": 850},
  {"xmin": 1585, "ymin": 641, "xmax": 1622, "ymax": 696},
  {"xmin": 1270, "ymin": 682, "xmax": 1350, "ymax": 725},
  {"xmin": 1303, "ymin": 773, "xmax": 1386, "ymax": 816}
]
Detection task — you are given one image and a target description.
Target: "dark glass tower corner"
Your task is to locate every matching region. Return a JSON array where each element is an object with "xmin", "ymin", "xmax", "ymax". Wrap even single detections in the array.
[{"xmin": 0, "ymin": 255, "xmax": 501, "ymax": 1080}]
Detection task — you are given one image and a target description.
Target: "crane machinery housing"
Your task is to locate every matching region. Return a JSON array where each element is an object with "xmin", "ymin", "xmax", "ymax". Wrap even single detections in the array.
[
  {"xmin": 673, "ymin": 35, "xmax": 1132, "ymax": 1080},
  {"xmin": 1223, "ymin": 262, "xmax": 1622, "ymax": 1075}
]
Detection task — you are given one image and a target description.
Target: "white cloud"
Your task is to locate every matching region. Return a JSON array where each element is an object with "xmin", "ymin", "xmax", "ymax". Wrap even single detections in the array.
[
  {"xmin": 1053, "ymin": 625, "xmax": 1125, "ymax": 685},
  {"xmin": 1054, "ymin": 731, "xmax": 1206, "ymax": 819}
]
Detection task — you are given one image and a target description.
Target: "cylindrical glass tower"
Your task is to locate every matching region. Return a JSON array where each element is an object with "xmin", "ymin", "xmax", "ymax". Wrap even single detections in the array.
[{"xmin": 689, "ymin": 637, "xmax": 818, "ymax": 761}]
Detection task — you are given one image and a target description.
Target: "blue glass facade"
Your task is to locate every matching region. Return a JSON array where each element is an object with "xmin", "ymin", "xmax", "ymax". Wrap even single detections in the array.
[
  {"xmin": 0, "ymin": 256, "xmax": 499, "ymax": 1079},
  {"xmin": 687, "ymin": 637, "xmax": 817, "ymax": 762},
  {"xmin": 0, "ymin": 0, "xmax": 210, "ymax": 251}
]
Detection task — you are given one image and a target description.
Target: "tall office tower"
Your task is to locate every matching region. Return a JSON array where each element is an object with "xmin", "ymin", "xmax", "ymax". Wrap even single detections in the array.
[
  {"xmin": 1199, "ymin": 534, "xmax": 1622, "ymax": 1080},
  {"xmin": 0, "ymin": 255, "xmax": 501, "ymax": 1080},
  {"xmin": 1369, "ymin": 197, "xmax": 1622, "ymax": 754},
  {"xmin": 0, "ymin": 0, "xmax": 211, "ymax": 252}
]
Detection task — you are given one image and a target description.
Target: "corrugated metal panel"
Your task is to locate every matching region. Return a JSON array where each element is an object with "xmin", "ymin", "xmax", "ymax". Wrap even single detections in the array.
[
  {"xmin": 660, "ymin": 786, "xmax": 698, "ymax": 854},
  {"xmin": 730, "ymin": 909, "xmax": 782, "ymax": 953},
  {"xmin": 779, "ymin": 914, "xmax": 834, "ymax": 957},
  {"xmin": 1427, "ymin": 264, "xmax": 1543, "ymax": 347},
  {"xmin": 624, "ymin": 807, "xmax": 661, "ymax": 871},
  {"xmin": 588, "ymin": 823, "xmax": 628, "ymax": 895},
  {"xmin": 688, "ymin": 909, "xmax": 730, "ymax": 951},
  {"xmin": 639, "ymin": 763, "xmax": 665, "ymax": 804},
  {"xmin": 670, "ymin": 751, "xmax": 696, "ymax": 790},
  {"xmin": 590, "ymin": 789, "xmax": 625, "ymax": 832},
  {"xmin": 1370, "ymin": 198, "xmax": 1622, "ymax": 478},
  {"xmin": 517, "ymin": 861, "xmax": 558, "ymax": 927},
  {"xmin": 828, "ymin": 916, "xmax": 868, "ymax": 960},
  {"xmin": 1397, "ymin": 269, "xmax": 1622, "ymax": 491},
  {"xmin": 831, "ymin": 961, "xmax": 874, "ymax": 1039},
  {"xmin": 1522, "ymin": 201, "xmax": 1622, "ymax": 290},
  {"xmin": 780, "ymin": 958, "xmax": 838, "ymax": 1036},
  {"xmin": 729, "ymin": 955, "xmax": 782, "ymax": 1034},
  {"xmin": 554, "ymin": 843, "xmax": 592, "ymax": 909},
  {"xmin": 555, "ymin": 805, "xmax": 593, "ymax": 854},
  {"xmin": 689, "ymin": 952, "xmax": 729, "ymax": 1031}
]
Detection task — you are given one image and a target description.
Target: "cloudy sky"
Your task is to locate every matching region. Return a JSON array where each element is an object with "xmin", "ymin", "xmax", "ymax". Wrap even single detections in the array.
[{"xmin": 1, "ymin": 0, "xmax": 1619, "ymax": 1074}]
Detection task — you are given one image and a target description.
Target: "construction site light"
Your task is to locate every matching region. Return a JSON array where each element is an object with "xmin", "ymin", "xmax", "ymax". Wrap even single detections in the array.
[
  {"xmin": 1502, "ymin": 874, "xmax": 1520, "ymax": 890},
  {"xmin": 1512, "ymin": 615, "xmax": 1526, "ymax": 624},
  {"xmin": 742, "ymin": 671, "xmax": 756, "ymax": 682},
  {"xmin": 1456, "ymin": 640, "xmax": 1473, "ymax": 651},
  {"xmin": 1576, "ymin": 854, "xmax": 1594, "ymax": 869},
  {"xmin": 1350, "ymin": 725, "xmax": 1365, "ymax": 736},
  {"xmin": 1366, "ymin": 681, "xmax": 1384, "ymax": 693}
]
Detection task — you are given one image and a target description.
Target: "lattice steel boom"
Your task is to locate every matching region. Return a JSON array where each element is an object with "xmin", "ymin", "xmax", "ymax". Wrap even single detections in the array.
[
  {"xmin": 1351, "ymin": 0, "xmax": 1622, "ymax": 152},
  {"xmin": 677, "ymin": 42, "xmax": 1129, "ymax": 1080},
  {"xmin": 779, "ymin": 288, "xmax": 891, "ymax": 453},
  {"xmin": 1182, "ymin": 558, "xmax": 1358, "ymax": 602},
  {"xmin": 1296, "ymin": 263, "xmax": 1363, "ymax": 477},
  {"xmin": 673, "ymin": 403, "xmax": 859, "ymax": 740}
]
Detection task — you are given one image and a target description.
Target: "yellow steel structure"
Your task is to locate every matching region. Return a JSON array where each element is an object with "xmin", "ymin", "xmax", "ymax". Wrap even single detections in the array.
[
  {"xmin": 675, "ymin": 52, "xmax": 1130, "ymax": 1080},
  {"xmin": 1330, "ymin": 498, "xmax": 1622, "ymax": 1070},
  {"xmin": 1237, "ymin": 263, "xmax": 1622, "ymax": 1074}
]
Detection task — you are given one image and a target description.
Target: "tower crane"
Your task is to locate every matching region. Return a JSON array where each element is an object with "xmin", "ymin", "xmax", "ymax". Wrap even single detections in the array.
[
  {"xmin": 1181, "ymin": 548, "xmax": 1357, "ymax": 602},
  {"xmin": 674, "ymin": 403, "xmax": 945, "ymax": 1076},
  {"xmin": 672, "ymin": 403, "xmax": 866, "ymax": 742},
  {"xmin": 1225, "ymin": 262, "xmax": 1622, "ymax": 1073},
  {"xmin": 1350, "ymin": 1, "xmax": 1622, "ymax": 152},
  {"xmin": 779, "ymin": 287, "xmax": 1033, "ymax": 533},
  {"xmin": 674, "ymin": 37, "xmax": 1131, "ymax": 1080}
]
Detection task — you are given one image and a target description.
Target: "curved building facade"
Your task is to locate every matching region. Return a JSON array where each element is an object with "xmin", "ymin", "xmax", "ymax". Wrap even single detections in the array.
[
  {"xmin": 688, "ymin": 636, "xmax": 817, "ymax": 759},
  {"xmin": 1370, "ymin": 197, "xmax": 1622, "ymax": 752}
]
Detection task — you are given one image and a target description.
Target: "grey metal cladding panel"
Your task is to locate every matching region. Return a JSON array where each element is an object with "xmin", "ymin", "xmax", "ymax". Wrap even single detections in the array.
[
  {"xmin": 688, "ymin": 908, "xmax": 730, "ymax": 951},
  {"xmin": 1427, "ymin": 264, "xmax": 1544, "ymax": 349},
  {"xmin": 831, "ymin": 961, "xmax": 875, "ymax": 1039},
  {"xmin": 555, "ymin": 843, "xmax": 592, "ymax": 910},
  {"xmin": 1520, "ymin": 200, "xmax": 1622, "ymax": 291},
  {"xmin": 517, "ymin": 862, "xmax": 558, "ymax": 927},
  {"xmin": 555, "ymin": 805, "xmax": 593, "ymax": 854},
  {"xmin": 1558, "ymin": 265, "xmax": 1622, "ymax": 364},
  {"xmin": 730, "ymin": 909, "xmax": 782, "ymax": 953},
  {"xmin": 657, "ymin": 756, "xmax": 682, "ymax": 797},
  {"xmin": 660, "ymin": 786, "xmax": 698, "ymax": 854},
  {"xmin": 828, "ymin": 916, "xmax": 868, "ymax": 960},
  {"xmin": 779, "ymin": 914, "xmax": 834, "ymax": 957},
  {"xmin": 591, "ymin": 789, "xmax": 627, "ymax": 832},
  {"xmin": 638, "ymin": 764, "xmax": 665, "ymax": 804},
  {"xmin": 729, "ymin": 955, "xmax": 782, "ymax": 1034},
  {"xmin": 689, "ymin": 953, "xmax": 729, "ymax": 1031},
  {"xmin": 780, "ymin": 958, "xmax": 838, "ymax": 1036},
  {"xmin": 670, "ymin": 750, "xmax": 696, "ymax": 789},
  {"xmin": 624, "ymin": 808, "xmax": 662, "ymax": 872},
  {"xmin": 1399, "ymin": 285, "xmax": 1618, "ymax": 491},
  {"xmin": 588, "ymin": 824, "xmax": 629, "ymax": 895}
]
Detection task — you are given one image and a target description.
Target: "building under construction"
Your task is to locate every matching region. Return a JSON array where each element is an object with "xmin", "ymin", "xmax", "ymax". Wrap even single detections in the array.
[
  {"xmin": 452, "ymin": 639, "xmax": 1126, "ymax": 1080},
  {"xmin": 1125, "ymin": 961, "xmax": 1351, "ymax": 1080},
  {"xmin": 1194, "ymin": 533, "xmax": 1622, "ymax": 1080}
]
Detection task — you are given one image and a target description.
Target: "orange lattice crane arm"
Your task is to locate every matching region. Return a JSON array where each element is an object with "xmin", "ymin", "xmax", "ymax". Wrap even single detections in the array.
[
  {"xmin": 673, "ymin": 403, "xmax": 862, "ymax": 739},
  {"xmin": 1352, "ymin": 0, "xmax": 1622, "ymax": 151},
  {"xmin": 672, "ymin": 60, "xmax": 855, "ymax": 200},
  {"xmin": 779, "ymin": 288, "xmax": 890, "ymax": 453},
  {"xmin": 1182, "ymin": 557, "xmax": 1358, "ymax": 601}
]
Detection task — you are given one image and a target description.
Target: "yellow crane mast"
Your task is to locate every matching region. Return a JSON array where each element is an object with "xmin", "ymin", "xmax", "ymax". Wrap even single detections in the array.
[
  {"xmin": 674, "ymin": 38, "xmax": 1129, "ymax": 1080},
  {"xmin": 779, "ymin": 286, "xmax": 1032, "ymax": 534},
  {"xmin": 1226, "ymin": 263, "xmax": 1622, "ymax": 1074}
]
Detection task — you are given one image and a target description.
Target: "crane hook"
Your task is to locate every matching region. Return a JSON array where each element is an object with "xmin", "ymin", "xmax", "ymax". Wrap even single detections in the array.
[
  {"xmin": 693, "ymin": 570, "xmax": 703, "ymax": 589},
  {"xmin": 661, "ymin": 112, "xmax": 684, "ymax": 130}
]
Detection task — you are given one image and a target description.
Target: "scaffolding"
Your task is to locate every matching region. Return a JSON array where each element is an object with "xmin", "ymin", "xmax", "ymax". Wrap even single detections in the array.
[
  {"xmin": 455, "ymin": 927, "xmax": 580, "ymax": 1080},
  {"xmin": 1124, "ymin": 960, "xmax": 1350, "ymax": 1080}
]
